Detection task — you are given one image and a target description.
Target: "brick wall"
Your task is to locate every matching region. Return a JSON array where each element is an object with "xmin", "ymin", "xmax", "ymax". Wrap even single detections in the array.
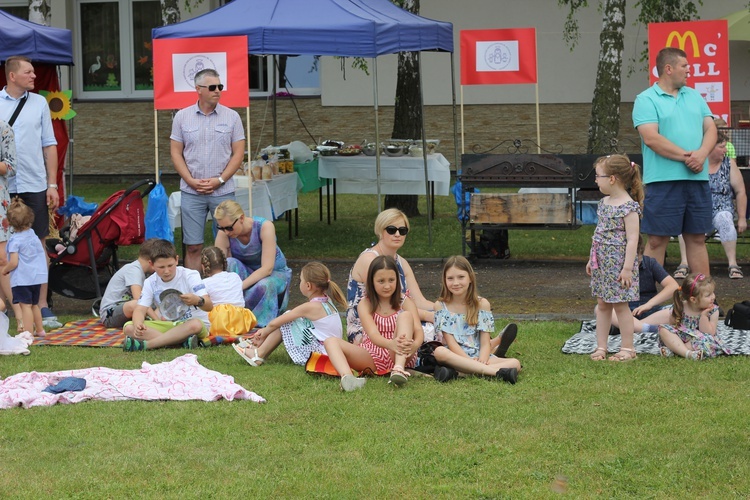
[{"xmin": 71, "ymin": 99, "xmax": 750, "ymax": 176}]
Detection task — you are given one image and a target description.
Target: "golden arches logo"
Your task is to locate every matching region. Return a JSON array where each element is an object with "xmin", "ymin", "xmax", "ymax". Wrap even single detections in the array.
[{"xmin": 665, "ymin": 31, "xmax": 699, "ymax": 58}]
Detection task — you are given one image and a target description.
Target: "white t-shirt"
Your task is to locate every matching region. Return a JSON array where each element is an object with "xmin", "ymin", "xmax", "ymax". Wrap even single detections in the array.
[
  {"xmin": 202, "ymin": 271, "xmax": 244, "ymax": 307},
  {"xmin": 99, "ymin": 260, "xmax": 146, "ymax": 313},
  {"xmin": 139, "ymin": 266, "xmax": 210, "ymax": 327}
]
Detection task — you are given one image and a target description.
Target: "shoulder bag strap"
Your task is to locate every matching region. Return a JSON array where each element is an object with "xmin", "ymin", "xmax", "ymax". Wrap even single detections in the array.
[{"xmin": 7, "ymin": 94, "xmax": 29, "ymax": 127}]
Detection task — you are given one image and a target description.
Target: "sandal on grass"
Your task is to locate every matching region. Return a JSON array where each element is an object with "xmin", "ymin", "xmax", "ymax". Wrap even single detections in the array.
[
  {"xmin": 233, "ymin": 343, "xmax": 265, "ymax": 366},
  {"xmin": 608, "ymin": 348, "xmax": 637, "ymax": 362},
  {"xmin": 729, "ymin": 265, "xmax": 744, "ymax": 279},
  {"xmin": 389, "ymin": 365, "xmax": 410, "ymax": 387},
  {"xmin": 685, "ymin": 349, "xmax": 703, "ymax": 361},
  {"xmin": 673, "ymin": 265, "xmax": 689, "ymax": 280},
  {"xmin": 590, "ymin": 347, "xmax": 607, "ymax": 361}
]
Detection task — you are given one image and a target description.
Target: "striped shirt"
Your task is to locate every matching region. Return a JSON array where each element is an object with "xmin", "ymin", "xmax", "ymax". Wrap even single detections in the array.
[{"xmin": 170, "ymin": 101, "xmax": 244, "ymax": 196}]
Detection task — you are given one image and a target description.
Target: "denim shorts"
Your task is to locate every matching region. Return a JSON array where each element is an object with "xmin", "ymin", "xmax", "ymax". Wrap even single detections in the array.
[
  {"xmin": 641, "ymin": 180, "xmax": 712, "ymax": 236},
  {"xmin": 180, "ymin": 191, "xmax": 235, "ymax": 245}
]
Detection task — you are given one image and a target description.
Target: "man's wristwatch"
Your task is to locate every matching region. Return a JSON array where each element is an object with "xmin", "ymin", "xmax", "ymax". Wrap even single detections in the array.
[
  {"xmin": 196, "ymin": 296, "xmax": 205, "ymax": 308},
  {"xmin": 48, "ymin": 184, "xmax": 58, "ymax": 189},
  {"xmin": 218, "ymin": 176, "xmax": 226, "ymax": 185}
]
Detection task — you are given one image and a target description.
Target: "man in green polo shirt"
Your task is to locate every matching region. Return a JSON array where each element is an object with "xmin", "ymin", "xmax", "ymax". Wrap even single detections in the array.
[{"xmin": 632, "ymin": 47, "xmax": 717, "ymax": 276}]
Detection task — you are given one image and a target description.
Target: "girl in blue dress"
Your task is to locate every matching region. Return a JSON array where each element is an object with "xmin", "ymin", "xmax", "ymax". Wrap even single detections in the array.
[
  {"xmin": 431, "ymin": 256, "xmax": 521, "ymax": 383},
  {"xmin": 586, "ymin": 154, "xmax": 643, "ymax": 362}
]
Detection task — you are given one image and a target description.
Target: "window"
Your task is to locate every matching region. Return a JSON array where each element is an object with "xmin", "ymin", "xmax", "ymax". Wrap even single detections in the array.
[
  {"xmin": 76, "ymin": 0, "xmax": 159, "ymax": 99},
  {"xmin": 0, "ymin": 4, "xmax": 28, "ymax": 20},
  {"xmin": 73, "ymin": 0, "xmax": 319, "ymax": 100}
]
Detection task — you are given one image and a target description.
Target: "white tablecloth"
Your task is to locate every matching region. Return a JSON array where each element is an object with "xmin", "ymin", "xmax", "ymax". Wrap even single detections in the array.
[
  {"xmin": 317, "ymin": 153, "xmax": 451, "ymax": 196},
  {"xmin": 168, "ymin": 173, "xmax": 302, "ymax": 230}
]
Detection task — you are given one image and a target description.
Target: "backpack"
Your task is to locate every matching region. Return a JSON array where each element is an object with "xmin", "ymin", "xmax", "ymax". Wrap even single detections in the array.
[
  {"xmin": 471, "ymin": 229, "xmax": 510, "ymax": 259},
  {"xmin": 724, "ymin": 301, "xmax": 750, "ymax": 330}
]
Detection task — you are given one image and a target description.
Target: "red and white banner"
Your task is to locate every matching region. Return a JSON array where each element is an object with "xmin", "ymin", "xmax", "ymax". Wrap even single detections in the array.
[
  {"xmin": 460, "ymin": 28, "xmax": 537, "ymax": 85},
  {"xmin": 648, "ymin": 20, "xmax": 730, "ymax": 123},
  {"xmin": 153, "ymin": 36, "xmax": 249, "ymax": 110}
]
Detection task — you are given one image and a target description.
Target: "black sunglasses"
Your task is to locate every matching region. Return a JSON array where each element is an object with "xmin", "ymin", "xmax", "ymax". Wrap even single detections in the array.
[
  {"xmin": 385, "ymin": 225, "xmax": 409, "ymax": 236},
  {"xmin": 217, "ymin": 218, "xmax": 239, "ymax": 232},
  {"xmin": 198, "ymin": 84, "xmax": 224, "ymax": 91}
]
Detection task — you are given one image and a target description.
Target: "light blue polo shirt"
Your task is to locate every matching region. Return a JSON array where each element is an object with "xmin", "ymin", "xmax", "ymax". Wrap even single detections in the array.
[{"xmin": 632, "ymin": 83, "xmax": 712, "ymax": 184}]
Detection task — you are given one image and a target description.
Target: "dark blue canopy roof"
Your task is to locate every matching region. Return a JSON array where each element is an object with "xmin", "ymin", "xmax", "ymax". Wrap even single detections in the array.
[
  {"xmin": 0, "ymin": 10, "xmax": 73, "ymax": 66},
  {"xmin": 152, "ymin": 0, "xmax": 453, "ymax": 57}
]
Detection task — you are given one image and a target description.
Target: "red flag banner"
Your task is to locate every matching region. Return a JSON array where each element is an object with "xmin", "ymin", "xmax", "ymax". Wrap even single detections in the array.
[
  {"xmin": 460, "ymin": 28, "xmax": 537, "ymax": 85},
  {"xmin": 153, "ymin": 36, "xmax": 249, "ymax": 110},
  {"xmin": 648, "ymin": 20, "xmax": 730, "ymax": 123}
]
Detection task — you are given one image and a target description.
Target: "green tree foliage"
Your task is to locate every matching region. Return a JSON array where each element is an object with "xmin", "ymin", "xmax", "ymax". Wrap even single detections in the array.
[{"xmin": 558, "ymin": 0, "xmax": 702, "ymax": 153}]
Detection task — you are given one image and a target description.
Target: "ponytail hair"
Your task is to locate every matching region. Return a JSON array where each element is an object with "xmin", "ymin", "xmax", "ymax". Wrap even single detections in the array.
[
  {"xmin": 301, "ymin": 261, "xmax": 346, "ymax": 308},
  {"xmin": 670, "ymin": 272, "xmax": 714, "ymax": 326},
  {"xmin": 595, "ymin": 154, "xmax": 644, "ymax": 212}
]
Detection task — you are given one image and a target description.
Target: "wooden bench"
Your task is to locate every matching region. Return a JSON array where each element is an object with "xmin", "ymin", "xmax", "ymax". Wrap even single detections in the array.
[{"xmin": 459, "ymin": 153, "xmax": 643, "ymax": 257}]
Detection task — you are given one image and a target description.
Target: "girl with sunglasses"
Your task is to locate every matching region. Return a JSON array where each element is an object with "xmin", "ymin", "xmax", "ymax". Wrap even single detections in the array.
[
  {"xmin": 658, "ymin": 273, "xmax": 730, "ymax": 360},
  {"xmin": 346, "ymin": 208, "xmax": 433, "ymax": 345}
]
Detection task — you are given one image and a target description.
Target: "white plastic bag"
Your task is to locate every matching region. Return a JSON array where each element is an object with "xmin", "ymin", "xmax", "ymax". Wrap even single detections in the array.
[
  {"xmin": 0, "ymin": 312, "xmax": 32, "ymax": 355},
  {"xmin": 286, "ymin": 140, "xmax": 313, "ymax": 164}
]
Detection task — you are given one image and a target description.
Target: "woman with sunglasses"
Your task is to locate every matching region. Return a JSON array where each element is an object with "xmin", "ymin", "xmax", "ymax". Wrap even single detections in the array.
[
  {"xmin": 346, "ymin": 208, "xmax": 433, "ymax": 344},
  {"xmin": 213, "ymin": 200, "xmax": 292, "ymax": 327}
]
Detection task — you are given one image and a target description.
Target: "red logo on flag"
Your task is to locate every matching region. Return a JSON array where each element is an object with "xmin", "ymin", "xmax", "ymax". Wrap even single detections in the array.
[
  {"xmin": 461, "ymin": 28, "xmax": 537, "ymax": 85},
  {"xmin": 153, "ymin": 36, "xmax": 249, "ymax": 110}
]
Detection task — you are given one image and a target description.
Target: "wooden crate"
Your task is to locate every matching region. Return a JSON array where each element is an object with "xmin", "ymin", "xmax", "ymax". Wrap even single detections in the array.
[{"xmin": 470, "ymin": 192, "xmax": 573, "ymax": 225}]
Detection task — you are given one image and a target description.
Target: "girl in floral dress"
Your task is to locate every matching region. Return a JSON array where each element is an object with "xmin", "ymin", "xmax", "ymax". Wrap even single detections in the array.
[
  {"xmin": 658, "ymin": 273, "xmax": 729, "ymax": 360},
  {"xmin": 431, "ymin": 256, "xmax": 521, "ymax": 383},
  {"xmin": 586, "ymin": 154, "xmax": 644, "ymax": 362}
]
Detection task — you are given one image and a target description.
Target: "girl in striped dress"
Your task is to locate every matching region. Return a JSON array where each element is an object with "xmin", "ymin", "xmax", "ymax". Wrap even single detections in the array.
[{"xmin": 324, "ymin": 255, "xmax": 423, "ymax": 392}]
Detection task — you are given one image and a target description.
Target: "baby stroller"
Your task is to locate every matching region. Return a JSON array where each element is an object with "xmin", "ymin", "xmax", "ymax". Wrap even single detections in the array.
[{"xmin": 47, "ymin": 179, "xmax": 155, "ymax": 313}]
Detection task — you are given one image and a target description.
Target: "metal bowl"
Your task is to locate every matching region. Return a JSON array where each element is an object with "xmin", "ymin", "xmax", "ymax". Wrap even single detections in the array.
[
  {"xmin": 383, "ymin": 144, "xmax": 407, "ymax": 157},
  {"xmin": 362, "ymin": 143, "xmax": 378, "ymax": 156},
  {"xmin": 316, "ymin": 145, "xmax": 339, "ymax": 156}
]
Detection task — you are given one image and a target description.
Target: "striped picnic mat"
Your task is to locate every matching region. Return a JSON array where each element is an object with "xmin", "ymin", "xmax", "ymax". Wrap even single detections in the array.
[{"xmin": 36, "ymin": 318, "xmax": 246, "ymax": 347}]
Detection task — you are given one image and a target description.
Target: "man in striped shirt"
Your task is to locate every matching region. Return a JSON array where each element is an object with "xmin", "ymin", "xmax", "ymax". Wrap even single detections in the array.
[{"xmin": 170, "ymin": 68, "xmax": 245, "ymax": 270}]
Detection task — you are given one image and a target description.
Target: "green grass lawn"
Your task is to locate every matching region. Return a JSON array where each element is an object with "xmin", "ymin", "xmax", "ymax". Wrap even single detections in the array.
[
  {"xmin": 1, "ymin": 321, "xmax": 748, "ymax": 497},
  {"xmin": 68, "ymin": 180, "xmax": 740, "ymax": 264}
]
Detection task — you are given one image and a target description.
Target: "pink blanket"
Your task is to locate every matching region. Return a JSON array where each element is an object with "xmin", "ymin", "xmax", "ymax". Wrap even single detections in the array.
[{"xmin": 0, "ymin": 354, "xmax": 265, "ymax": 409}]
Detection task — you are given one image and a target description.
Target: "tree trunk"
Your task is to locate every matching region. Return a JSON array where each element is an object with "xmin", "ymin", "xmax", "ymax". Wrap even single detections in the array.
[
  {"xmin": 385, "ymin": 0, "xmax": 421, "ymax": 217},
  {"xmin": 161, "ymin": 0, "xmax": 181, "ymax": 25},
  {"xmin": 29, "ymin": 0, "xmax": 51, "ymax": 25},
  {"xmin": 587, "ymin": 0, "xmax": 625, "ymax": 154}
]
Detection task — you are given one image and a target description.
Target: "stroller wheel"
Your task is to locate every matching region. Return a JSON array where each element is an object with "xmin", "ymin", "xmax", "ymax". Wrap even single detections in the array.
[{"xmin": 92, "ymin": 299, "xmax": 101, "ymax": 317}]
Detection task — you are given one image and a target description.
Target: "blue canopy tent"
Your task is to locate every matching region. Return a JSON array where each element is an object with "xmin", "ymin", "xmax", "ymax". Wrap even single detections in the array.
[
  {"xmin": 0, "ymin": 10, "xmax": 74, "ymax": 223},
  {"xmin": 153, "ymin": 0, "xmax": 455, "ymax": 238},
  {"xmin": 0, "ymin": 10, "xmax": 73, "ymax": 65}
]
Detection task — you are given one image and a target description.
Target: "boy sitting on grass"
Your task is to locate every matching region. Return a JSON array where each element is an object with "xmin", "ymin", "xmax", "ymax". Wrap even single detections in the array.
[
  {"xmin": 122, "ymin": 239, "xmax": 212, "ymax": 351},
  {"xmin": 99, "ymin": 238, "xmax": 157, "ymax": 328}
]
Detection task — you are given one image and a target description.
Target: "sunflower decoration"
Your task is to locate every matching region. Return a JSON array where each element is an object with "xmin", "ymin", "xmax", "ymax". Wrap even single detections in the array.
[{"xmin": 39, "ymin": 90, "xmax": 76, "ymax": 120}]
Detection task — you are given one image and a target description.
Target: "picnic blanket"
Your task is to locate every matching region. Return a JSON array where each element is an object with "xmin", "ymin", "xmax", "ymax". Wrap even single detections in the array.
[
  {"xmin": 562, "ymin": 320, "xmax": 750, "ymax": 355},
  {"xmin": 36, "ymin": 318, "xmax": 244, "ymax": 347},
  {"xmin": 0, "ymin": 353, "xmax": 265, "ymax": 409}
]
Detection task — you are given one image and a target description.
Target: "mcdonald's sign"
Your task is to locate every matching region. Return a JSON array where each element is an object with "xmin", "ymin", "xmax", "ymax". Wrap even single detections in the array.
[
  {"xmin": 648, "ymin": 20, "xmax": 730, "ymax": 123},
  {"xmin": 665, "ymin": 30, "xmax": 700, "ymax": 58}
]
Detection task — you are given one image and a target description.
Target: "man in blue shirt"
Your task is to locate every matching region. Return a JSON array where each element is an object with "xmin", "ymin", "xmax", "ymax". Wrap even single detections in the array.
[
  {"xmin": 632, "ymin": 47, "xmax": 717, "ymax": 276},
  {"xmin": 0, "ymin": 55, "xmax": 60, "ymax": 326}
]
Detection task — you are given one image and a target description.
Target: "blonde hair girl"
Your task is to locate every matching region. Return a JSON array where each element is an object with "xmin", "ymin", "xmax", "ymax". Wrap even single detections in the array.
[{"xmin": 234, "ymin": 261, "xmax": 345, "ymax": 366}]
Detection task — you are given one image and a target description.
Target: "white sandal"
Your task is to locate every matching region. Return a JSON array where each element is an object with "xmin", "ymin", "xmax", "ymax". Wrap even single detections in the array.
[{"xmin": 232, "ymin": 343, "xmax": 265, "ymax": 366}]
